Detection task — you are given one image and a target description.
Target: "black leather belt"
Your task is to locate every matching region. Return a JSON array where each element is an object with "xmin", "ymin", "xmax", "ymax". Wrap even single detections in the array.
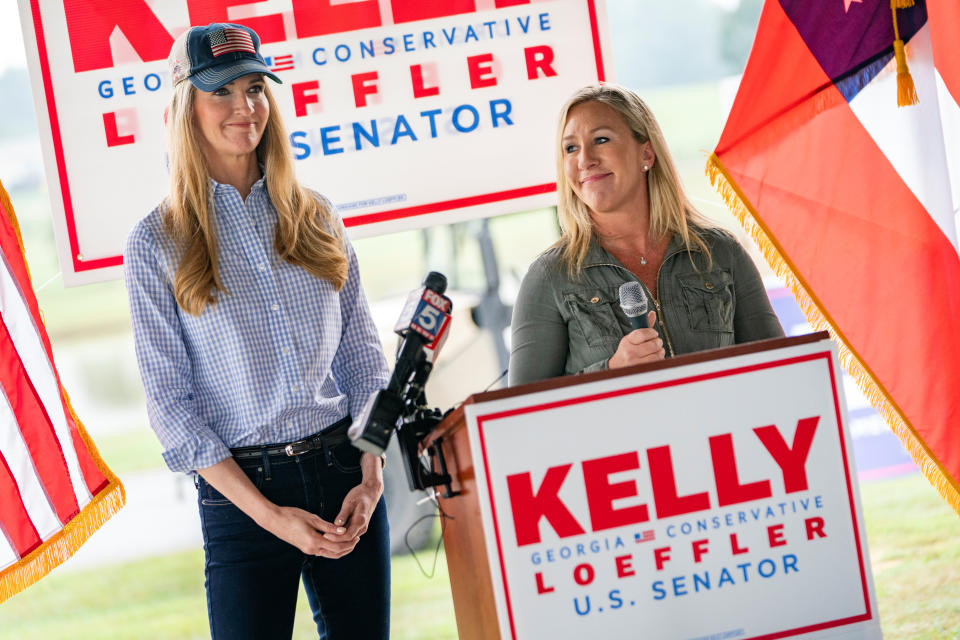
[{"xmin": 230, "ymin": 416, "xmax": 351, "ymax": 460}]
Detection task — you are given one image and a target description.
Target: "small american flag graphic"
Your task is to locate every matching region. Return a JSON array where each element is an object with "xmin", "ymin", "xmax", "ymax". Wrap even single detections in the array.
[
  {"xmin": 634, "ymin": 529, "xmax": 655, "ymax": 543},
  {"xmin": 266, "ymin": 54, "xmax": 295, "ymax": 72},
  {"xmin": 209, "ymin": 27, "xmax": 256, "ymax": 57}
]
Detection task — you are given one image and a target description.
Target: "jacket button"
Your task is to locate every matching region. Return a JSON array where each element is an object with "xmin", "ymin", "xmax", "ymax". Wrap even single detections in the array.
[
  {"xmin": 704, "ymin": 281, "xmax": 714, "ymax": 290},
  {"xmin": 590, "ymin": 296, "xmax": 600, "ymax": 303}
]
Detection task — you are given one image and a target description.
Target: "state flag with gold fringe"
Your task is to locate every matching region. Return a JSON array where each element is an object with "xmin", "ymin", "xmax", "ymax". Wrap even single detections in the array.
[{"xmin": 708, "ymin": 0, "xmax": 960, "ymax": 515}]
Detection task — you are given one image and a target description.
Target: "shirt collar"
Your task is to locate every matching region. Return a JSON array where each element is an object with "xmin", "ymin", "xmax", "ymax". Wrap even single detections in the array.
[{"xmin": 208, "ymin": 164, "xmax": 268, "ymax": 196}]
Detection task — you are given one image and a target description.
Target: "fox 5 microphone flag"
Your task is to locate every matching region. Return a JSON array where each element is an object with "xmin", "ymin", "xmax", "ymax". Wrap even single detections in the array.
[
  {"xmin": 707, "ymin": 0, "xmax": 960, "ymax": 515},
  {"xmin": 0, "ymin": 180, "xmax": 124, "ymax": 602}
]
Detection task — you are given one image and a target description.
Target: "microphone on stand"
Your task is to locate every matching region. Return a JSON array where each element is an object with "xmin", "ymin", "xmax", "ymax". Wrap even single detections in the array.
[
  {"xmin": 349, "ymin": 272, "xmax": 452, "ymax": 457},
  {"xmin": 349, "ymin": 271, "xmax": 460, "ymax": 496},
  {"xmin": 619, "ymin": 281, "xmax": 649, "ymax": 330}
]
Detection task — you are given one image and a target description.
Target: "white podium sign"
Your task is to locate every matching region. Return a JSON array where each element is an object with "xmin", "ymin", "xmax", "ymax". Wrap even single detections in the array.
[{"xmin": 464, "ymin": 338, "xmax": 881, "ymax": 640}]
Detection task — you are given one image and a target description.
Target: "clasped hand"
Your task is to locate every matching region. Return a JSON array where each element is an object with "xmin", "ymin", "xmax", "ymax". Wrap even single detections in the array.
[{"xmin": 263, "ymin": 477, "xmax": 383, "ymax": 559}]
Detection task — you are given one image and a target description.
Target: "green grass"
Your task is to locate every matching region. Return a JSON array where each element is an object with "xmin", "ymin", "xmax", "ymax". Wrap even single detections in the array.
[
  {"xmin": 861, "ymin": 475, "xmax": 960, "ymax": 639},
  {"xmin": 0, "ymin": 546, "xmax": 458, "ymax": 640},
  {"xmin": 1, "ymin": 473, "xmax": 957, "ymax": 639}
]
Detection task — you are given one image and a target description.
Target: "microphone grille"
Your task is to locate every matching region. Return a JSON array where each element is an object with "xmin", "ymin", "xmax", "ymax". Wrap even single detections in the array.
[{"xmin": 618, "ymin": 281, "xmax": 648, "ymax": 317}]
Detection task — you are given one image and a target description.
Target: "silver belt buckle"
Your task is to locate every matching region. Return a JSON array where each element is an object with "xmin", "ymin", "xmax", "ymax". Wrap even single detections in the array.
[{"xmin": 284, "ymin": 440, "xmax": 310, "ymax": 456}]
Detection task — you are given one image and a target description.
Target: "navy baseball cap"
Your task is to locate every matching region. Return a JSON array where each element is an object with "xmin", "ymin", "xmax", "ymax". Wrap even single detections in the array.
[{"xmin": 168, "ymin": 23, "xmax": 281, "ymax": 92}]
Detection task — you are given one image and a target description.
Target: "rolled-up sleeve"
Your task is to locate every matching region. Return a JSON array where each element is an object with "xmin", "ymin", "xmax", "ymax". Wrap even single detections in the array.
[
  {"xmin": 329, "ymin": 237, "xmax": 390, "ymax": 420},
  {"xmin": 124, "ymin": 225, "xmax": 231, "ymax": 472}
]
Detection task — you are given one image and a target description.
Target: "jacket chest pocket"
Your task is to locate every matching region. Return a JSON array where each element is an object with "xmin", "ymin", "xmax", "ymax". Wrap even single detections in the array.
[
  {"xmin": 678, "ymin": 271, "xmax": 734, "ymax": 333},
  {"xmin": 563, "ymin": 288, "xmax": 622, "ymax": 347}
]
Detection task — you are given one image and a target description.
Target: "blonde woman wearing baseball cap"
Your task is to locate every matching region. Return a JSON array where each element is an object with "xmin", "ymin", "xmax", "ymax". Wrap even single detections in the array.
[{"xmin": 125, "ymin": 23, "xmax": 390, "ymax": 639}]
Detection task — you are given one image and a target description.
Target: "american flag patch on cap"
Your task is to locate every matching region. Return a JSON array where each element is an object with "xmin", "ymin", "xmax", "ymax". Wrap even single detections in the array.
[{"xmin": 209, "ymin": 27, "xmax": 256, "ymax": 57}]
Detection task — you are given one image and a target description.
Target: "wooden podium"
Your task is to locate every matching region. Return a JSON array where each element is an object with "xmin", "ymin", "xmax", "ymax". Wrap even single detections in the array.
[{"xmin": 424, "ymin": 334, "xmax": 882, "ymax": 640}]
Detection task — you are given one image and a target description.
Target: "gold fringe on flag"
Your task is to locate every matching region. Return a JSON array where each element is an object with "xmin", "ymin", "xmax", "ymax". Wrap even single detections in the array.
[
  {"xmin": 0, "ymin": 182, "xmax": 30, "ymax": 283},
  {"xmin": 0, "ymin": 179, "xmax": 126, "ymax": 603},
  {"xmin": 891, "ymin": 2, "xmax": 919, "ymax": 107},
  {"xmin": 705, "ymin": 153, "xmax": 960, "ymax": 519},
  {"xmin": 0, "ymin": 472, "xmax": 125, "ymax": 603}
]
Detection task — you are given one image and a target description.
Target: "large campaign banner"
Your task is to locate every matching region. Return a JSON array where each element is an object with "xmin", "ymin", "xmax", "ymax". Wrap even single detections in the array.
[
  {"xmin": 463, "ymin": 338, "xmax": 880, "ymax": 639},
  {"xmin": 17, "ymin": 0, "xmax": 612, "ymax": 285}
]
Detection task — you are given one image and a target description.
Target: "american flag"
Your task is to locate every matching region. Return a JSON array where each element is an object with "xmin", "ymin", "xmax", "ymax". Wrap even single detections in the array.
[
  {"xmin": 266, "ymin": 54, "xmax": 295, "ymax": 72},
  {"xmin": 209, "ymin": 27, "xmax": 256, "ymax": 57},
  {"xmin": 634, "ymin": 529, "xmax": 655, "ymax": 543},
  {"xmin": 0, "ymin": 181, "xmax": 124, "ymax": 603}
]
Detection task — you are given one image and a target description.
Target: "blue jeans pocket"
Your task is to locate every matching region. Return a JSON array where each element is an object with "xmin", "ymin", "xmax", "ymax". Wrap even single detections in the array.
[
  {"xmin": 198, "ymin": 466, "xmax": 263, "ymax": 506},
  {"xmin": 328, "ymin": 441, "xmax": 362, "ymax": 474}
]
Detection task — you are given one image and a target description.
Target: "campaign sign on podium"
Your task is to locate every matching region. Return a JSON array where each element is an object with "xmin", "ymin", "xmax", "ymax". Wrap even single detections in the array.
[{"xmin": 461, "ymin": 337, "xmax": 880, "ymax": 639}]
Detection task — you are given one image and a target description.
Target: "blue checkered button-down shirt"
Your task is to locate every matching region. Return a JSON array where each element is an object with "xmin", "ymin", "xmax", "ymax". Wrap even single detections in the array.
[{"xmin": 124, "ymin": 176, "xmax": 389, "ymax": 473}]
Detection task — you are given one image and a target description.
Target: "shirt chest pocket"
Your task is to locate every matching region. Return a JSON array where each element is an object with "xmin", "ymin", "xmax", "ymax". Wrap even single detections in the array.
[
  {"xmin": 563, "ymin": 287, "xmax": 623, "ymax": 347},
  {"xmin": 677, "ymin": 270, "xmax": 734, "ymax": 333}
]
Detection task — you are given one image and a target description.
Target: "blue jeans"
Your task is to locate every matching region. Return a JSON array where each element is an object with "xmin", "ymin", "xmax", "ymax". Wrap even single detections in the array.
[{"xmin": 196, "ymin": 438, "xmax": 390, "ymax": 639}]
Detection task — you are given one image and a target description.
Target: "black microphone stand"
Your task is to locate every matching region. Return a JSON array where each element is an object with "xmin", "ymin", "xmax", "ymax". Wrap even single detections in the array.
[{"xmin": 395, "ymin": 354, "xmax": 459, "ymax": 498}]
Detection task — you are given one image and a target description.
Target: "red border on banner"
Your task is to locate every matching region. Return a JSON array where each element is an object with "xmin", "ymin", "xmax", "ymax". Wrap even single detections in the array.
[
  {"xmin": 343, "ymin": 183, "xmax": 556, "ymax": 227},
  {"xmin": 27, "ymin": 1, "xmax": 606, "ymax": 273},
  {"xmin": 475, "ymin": 351, "xmax": 872, "ymax": 640}
]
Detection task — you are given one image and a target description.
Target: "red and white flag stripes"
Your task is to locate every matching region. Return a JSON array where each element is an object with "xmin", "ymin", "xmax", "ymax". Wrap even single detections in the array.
[{"xmin": 0, "ymin": 180, "xmax": 124, "ymax": 602}]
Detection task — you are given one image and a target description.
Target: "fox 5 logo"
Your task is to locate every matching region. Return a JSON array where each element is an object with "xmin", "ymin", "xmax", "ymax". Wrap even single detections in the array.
[{"xmin": 412, "ymin": 299, "xmax": 445, "ymax": 340}]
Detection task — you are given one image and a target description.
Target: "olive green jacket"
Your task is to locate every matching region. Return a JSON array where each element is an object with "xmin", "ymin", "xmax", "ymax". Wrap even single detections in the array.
[{"xmin": 508, "ymin": 229, "xmax": 784, "ymax": 386}]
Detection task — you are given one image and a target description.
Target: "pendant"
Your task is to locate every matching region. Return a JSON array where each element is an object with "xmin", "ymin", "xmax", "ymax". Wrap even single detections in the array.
[{"xmin": 640, "ymin": 256, "xmax": 647, "ymax": 266}]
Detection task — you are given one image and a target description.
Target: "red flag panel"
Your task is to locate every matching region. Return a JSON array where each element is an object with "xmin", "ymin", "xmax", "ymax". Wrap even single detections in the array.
[
  {"xmin": 710, "ymin": 0, "xmax": 960, "ymax": 515},
  {"xmin": 927, "ymin": 0, "xmax": 960, "ymax": 105}
]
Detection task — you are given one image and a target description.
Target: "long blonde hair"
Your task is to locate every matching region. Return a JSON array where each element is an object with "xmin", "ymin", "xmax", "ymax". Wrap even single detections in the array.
[
  {"xmin": 164, "ymin": 80, "xmax": 347, "ymax": 315},
  {"xmin": 554, "ymin": 83, "xmax": 713, "ymax": 274}
]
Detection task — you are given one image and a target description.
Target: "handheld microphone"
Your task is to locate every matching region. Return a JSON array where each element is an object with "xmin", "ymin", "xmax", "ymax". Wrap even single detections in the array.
[
  {"xmin": 619, "ymin": 281, "xmax": 649, "ymax": 330},
  {"xmin": 350, "ymin": 272, "xmax": 453, "ymax": 456}
]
